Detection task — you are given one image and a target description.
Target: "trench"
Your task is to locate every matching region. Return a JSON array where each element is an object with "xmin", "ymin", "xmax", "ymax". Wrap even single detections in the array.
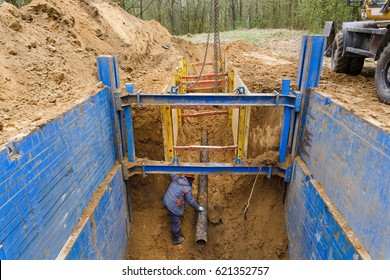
[{"xmin": 126, "ymin": 55, "xmax": 289, "ymax": 259}]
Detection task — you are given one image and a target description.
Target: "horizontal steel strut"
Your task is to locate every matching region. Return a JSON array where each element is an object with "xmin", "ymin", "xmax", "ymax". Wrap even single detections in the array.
[
  {"xmin": 181, "ymin": 79, "xmax": 226, "ymax": 85},
  {"xmin": 174, "ymin": 145, "xmax": 237, "ymax": 151},
  {"xmin": 121, "ymin": 91, "xmax": 302, "ymax": 110},
  {"xmin": 182, "ymin": 73, "xmax": 226, "ymax": 80},
  {"xmin": 181, "ymin": 110, "xmax": 228, "ymax": 118},
  {"xmin": 187, "ymin": 86, "xmax": 224, "ymax": 92},
  {"xmin": 126, "ymin": 160, "xmax": 292, "ymax": 182}
]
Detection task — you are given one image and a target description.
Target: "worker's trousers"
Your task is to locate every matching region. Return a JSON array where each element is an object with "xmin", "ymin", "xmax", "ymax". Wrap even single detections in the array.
[{"xmin": 168, "ymin": 211, "xmax": 181, "ymax": 235}]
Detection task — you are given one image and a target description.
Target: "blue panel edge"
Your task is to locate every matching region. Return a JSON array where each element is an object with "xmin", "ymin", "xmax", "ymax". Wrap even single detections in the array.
[{"xmin": 286, "ymin": 157, "xmax": 371, "ymax": 260}]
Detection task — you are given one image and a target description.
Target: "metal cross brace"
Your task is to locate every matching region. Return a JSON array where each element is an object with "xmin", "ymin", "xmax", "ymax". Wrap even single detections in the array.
[
  {"xmin": 126, "ymin": 160, "xmax": 292, "ymax": 182},
  {"xmin": 121, "ymin": 83, "xmax": 302, "ymax": 111}
]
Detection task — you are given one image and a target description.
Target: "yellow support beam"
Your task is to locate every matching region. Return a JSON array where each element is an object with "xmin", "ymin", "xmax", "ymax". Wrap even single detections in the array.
[
  {"xmin": 237, "ymin": 106, "xmax": 247, "ymax": 159},
  {"xmin": 181, "ymin": 58, "xmax": 187, "ymax": 93},
  {"xmin": 233, "ymin": 70, "xmax": 251, "ymax": 161},
  {"xmin": 177, "ymin": 58, "xmax": 187, "ymax": 130},
  {"xmin": 161, "ymin": 105, "xmax": 174, "ymax": 162},
  {"xmin": 243, "ymin": 106, "xmax": 251, "ymax": 160},
  {"xmin": 228, "ymin": 65, "xmax": 234, "ymax": 127}
]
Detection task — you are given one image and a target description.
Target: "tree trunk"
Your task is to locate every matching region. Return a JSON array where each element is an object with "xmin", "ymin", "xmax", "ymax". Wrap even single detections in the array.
[
  {"xmin": 170, "ymin": 0, "xmax": 175, "ymax": 34},
  {"xmin": 156, "ymin": 0, "xmax": 162, "ymax": 22},
  {"xmin": 240, "ymin": 0, "xmax": 243, "ymax": 20},
  {"xmin": 231, "ymin": 0, "xmax": 236, "ymax": 29}
]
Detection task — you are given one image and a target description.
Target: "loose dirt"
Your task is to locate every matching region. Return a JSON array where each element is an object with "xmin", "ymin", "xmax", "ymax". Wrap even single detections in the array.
[
  {"xmin": 0, "ymin": 0, "xmax": 177, "ymax": 144},
  {"xmin": 254, "ymin": 34, "xmax": 390, "ymax": 131},
  {"xmin": 1, "ymin": 0, "xmax": 388, "ymax": 260}
]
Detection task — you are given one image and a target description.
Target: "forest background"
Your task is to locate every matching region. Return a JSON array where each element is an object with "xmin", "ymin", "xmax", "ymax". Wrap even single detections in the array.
[{"xmin": 1, "ymin": 0, "xmax": 361, "ymax": 35}]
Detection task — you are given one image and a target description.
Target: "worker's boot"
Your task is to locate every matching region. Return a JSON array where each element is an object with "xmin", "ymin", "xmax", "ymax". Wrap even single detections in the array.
[{"xmin": 172, "ymin": 232, "xmax": 185, "ymax": 245}]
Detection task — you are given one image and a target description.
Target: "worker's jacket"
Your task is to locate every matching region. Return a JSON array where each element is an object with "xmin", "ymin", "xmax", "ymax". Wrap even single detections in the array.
[{"xmin": 163, "ymin": 174, "xmax": 200, "ymax": 216}]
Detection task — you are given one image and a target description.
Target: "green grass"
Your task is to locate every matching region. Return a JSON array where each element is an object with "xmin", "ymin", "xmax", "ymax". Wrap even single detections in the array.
[{"xmin": 178, "ymin": 28, "xmax": 308, "ymax": 44}]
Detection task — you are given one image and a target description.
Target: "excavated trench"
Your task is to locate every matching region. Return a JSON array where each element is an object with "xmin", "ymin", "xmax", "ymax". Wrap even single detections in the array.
[
  {"xmin": 126, "ymin": 43, "xmax": 290, "ymax": 260},
  {"xmin": 1, "ymin": 0, "xmax": 388, "ymax": 261}
]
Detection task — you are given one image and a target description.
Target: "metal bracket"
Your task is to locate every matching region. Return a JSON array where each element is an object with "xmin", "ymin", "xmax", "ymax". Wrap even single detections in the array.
[
  {"xmin": 285, "ymin": 166, "xmax": 293, "ymax": 182},
  {"xmin": 294, "ymin": 91, "xmax": 303, "ymax": 112},
  {"xmin": 172, "ymin": 157, "xmax": 180, "ymax": 165},
  {"xmin": 114, "ymin": 92, "xmax": 122, "ymax": 111},
  {"xmin": 170, "ymin": 86, "xmax": 179, "ymax": 95},
  {"xmin": 122, "ymin": 163, "xmax": 129, "ymax": 179},
  {"xmin": 125, "ymin": 83, "xmax": 135, "ymax": 94},
  {"xmin": 136, "ymin": 90, "xmax": 143, "ymax": 107},
  {"xmin": 267, "ymin": 166, "xmax": 272, "ymax": 179},
  {"xmin": 233, "ymin": 158, "xmax": 242, "ymax": 166},
  {"xmin": 237, "ymin": 86, "xmax": 246, "ymax": 95},
  {"xmin": 274, "ymin": 90, "xmax": 280, "ymax": 109}
]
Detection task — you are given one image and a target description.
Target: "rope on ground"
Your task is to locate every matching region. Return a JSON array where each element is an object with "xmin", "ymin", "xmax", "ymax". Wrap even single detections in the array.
[{"xmin": 243, "ymin": 169, "xmax": 260, "ymax": 221}]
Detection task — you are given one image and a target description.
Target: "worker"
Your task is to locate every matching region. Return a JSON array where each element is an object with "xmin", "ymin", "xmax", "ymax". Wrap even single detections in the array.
[{"xmin": 163, "ymin": 174, "xmax": 205, "ymax": 245}]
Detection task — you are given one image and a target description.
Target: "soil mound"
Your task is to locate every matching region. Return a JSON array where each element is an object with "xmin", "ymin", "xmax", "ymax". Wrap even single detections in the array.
[{"xmin": 0, "ymin": 0, "xmax": 174, "ymax": 144}]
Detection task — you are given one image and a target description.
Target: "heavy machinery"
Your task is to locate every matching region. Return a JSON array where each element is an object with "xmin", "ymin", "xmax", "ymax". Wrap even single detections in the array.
[{"xmin": 324, "ymin": 0, "xmax": 390, "ymax": 103}]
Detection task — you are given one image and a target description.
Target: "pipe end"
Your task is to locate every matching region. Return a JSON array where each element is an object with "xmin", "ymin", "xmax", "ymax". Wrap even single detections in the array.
[{"xmin": 195, "ymin": 239, "xmax": 207, "ymax": 247}]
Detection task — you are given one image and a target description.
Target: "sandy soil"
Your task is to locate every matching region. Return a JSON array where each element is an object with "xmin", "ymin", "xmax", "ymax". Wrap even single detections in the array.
[
  {"xmin": 257, "ymin": 35, "xmax": 390, "ymax": 131},
  {"xmin": 0, "ymin": 0, "xmax": 177, "ymax": 144},
  {"xmin": 1, "ymin": 0, "xmax": 388, "ymax": 260}
]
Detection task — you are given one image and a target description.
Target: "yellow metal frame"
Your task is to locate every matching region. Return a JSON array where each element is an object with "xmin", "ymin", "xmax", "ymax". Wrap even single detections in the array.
[
  {"xmin": 161, "ymin": 58, "xmax": 250, "ymax": 162},
  {"xmin": 236, "ymin": 106, "xmax": 251, "ymax": 160},
  {"xmin": 181, "ymin": 58, "xmax": 187, "ymax": 93},
  {"xmin": 161, "ymin": 105, "xmax": 174, "ymax": 161},
  {"xmin": 234, "ymin": 74, "xmax": 251, "ymax": 161},
  {"xmin": 177, "ymin": 58, "xmax": 187, "ymax": 131},
  {"xmin": 227, "ymin": 65, "xmax": 234, "ymax": 127}
]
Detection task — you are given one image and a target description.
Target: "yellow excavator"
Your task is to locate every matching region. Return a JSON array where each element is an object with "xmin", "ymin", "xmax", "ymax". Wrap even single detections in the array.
[{"xmin": 324, "ymin": 0, "xmax": 390, "ymax": 103}]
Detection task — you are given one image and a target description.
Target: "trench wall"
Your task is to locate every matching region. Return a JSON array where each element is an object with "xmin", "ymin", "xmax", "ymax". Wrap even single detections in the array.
[
  {"xmin": 286, "ymin": 90, "xmax": 389, "ymax": 259},
  {"xmin": 0, "ymin": 88, "xmax": 129, "ymax": 260}
]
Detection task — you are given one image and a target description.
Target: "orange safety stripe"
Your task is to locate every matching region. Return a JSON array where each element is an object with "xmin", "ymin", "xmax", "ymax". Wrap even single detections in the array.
[{"xmin": 176, "ymin": 186, "xmax": 187, "ymax": 207}]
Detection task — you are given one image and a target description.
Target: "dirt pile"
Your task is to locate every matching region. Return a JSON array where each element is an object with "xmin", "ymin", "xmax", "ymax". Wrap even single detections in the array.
[
  {"xmin": 319, "ymin": 66, "xmax": 390, "ymax": 131},
  {"xmin": 0, "ymin": 0, "xmax": 177, "ymax": 145}
]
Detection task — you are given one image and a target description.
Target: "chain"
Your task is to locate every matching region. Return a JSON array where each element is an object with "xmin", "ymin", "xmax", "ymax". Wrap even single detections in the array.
[
  {"xmin": 213, "ymin": 0, "xmax": 220, "ymax": 93},
  {"xmin": 191, "ymin": 0, "xmax": 213, "ymax": 89},
  {"xmin": 189, "ymin": 0, "xmax": 221, "ymax": 92}
]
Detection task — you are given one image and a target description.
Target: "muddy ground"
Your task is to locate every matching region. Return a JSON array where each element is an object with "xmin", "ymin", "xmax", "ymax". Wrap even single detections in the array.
[{"xmin": 0, "ymin": 0, "xmax": 388, "ymax": 260}]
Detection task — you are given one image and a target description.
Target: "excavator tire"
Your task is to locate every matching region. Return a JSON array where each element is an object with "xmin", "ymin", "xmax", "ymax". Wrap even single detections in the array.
[
  {"xmin": 375, "ymin": 43, "xmax": 390, "ymax": 103},
  {"xmin": 331, "ymin": 32, "xmax": 350, "ymax": 74},
  {"xmin": 348, "ymin": 57, "xmax": 365, "ymax": 76}
]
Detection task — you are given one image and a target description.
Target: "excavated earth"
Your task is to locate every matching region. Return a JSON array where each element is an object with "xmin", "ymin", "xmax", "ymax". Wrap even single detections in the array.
[{"xmin": 0, "ymin": 0, "xmax": 388, "ymax": 260}]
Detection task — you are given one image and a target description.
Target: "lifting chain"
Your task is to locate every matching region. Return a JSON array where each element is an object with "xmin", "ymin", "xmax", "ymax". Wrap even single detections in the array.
[
  {"xmin": 213, "ymin": 0, "xmax": 221, "ymax": 93},
  {"xmin": 190, "ymin": 0, "xmax": 221, "ymax": 93},
  {"xmin": 192, "ymin": 0, "xmax": 213, "ymax": 89}
]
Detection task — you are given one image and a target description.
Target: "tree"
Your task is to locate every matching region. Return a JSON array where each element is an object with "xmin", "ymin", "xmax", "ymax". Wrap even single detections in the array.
[
  {"xmin": 121, "ymin": 0, "xmax": 358, "ymax": 35},
  {"xmin": 1, "ymin": 0, "xmax": 30, "ymax": 7}
]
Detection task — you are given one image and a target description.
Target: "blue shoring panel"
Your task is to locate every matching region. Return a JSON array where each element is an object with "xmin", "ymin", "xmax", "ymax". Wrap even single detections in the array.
[{"xmin": 299, "ymin": 90, "xmax": 390, "ymax": 259}]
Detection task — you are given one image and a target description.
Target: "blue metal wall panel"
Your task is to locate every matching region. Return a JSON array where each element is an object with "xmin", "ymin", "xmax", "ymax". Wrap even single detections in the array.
[
  {"xmin": 286, "ymin": 158, "xmax": 367, "ymax": 260},
  {"xmin": 65, "ymin": 167, "xmax": 129, "ymax": 260},
  {"xmin": 0, "ymin": 88, "xmax": 122, "ymax": 260},
  {"xmin": 299, "ymin": 91, "xmax": 389, "ymax": 259}
]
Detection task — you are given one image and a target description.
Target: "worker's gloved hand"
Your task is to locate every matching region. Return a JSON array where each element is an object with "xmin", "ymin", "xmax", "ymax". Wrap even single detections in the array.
[{"xmin": 198, "ymin": 206, "xmax": 206, "ymax": 212}]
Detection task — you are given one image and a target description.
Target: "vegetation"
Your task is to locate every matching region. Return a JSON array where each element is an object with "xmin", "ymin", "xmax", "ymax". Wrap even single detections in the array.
[
  {"xmin": 0, "ymin": 0, "xmax": 360, "ymax": 35},
  {"xmin": 0, "ymin": 0, "xmax": 30, "ymax": 7},
  {"xmin": 116, "ymin": 0, "xmax": 360, "ymax": 35},
  {"xmin": 179, "ymin": 28, "xmax": 307, "ymax": 44}
]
